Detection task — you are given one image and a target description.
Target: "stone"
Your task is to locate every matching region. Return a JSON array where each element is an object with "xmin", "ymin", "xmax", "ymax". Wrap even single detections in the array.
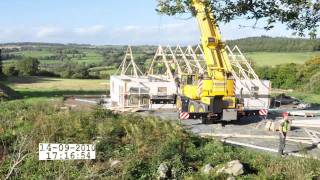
[
  {"xmin": 297, "ymin": 103, "xmax": 311, "ymax": 110},
  {"xmin": 216, "ymin": 160, "xmax": 244, "ymax": 176},
  {"xmin": 202, "ymin": 164, "xmax": 214, "ymax": 174},
  {"xmin": 216, "ymin": 166, "xmax": 226, "ymax": 174},
  {"xmin": 157, "ymin": 163, "xmax": 169, "ymax": 179},
  {"xmin": 110, "ymin": 160, "xmax": 121, "ymax": 168}
]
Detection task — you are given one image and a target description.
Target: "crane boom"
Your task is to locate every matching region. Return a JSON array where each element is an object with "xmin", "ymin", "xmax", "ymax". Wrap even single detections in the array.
[{"xmin": 192, "ymin": 0, "xmax": 233, "ymax": 79}]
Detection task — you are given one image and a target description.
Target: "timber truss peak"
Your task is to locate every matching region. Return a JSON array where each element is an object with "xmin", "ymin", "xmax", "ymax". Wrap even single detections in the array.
[
  {"xmin": 193, "ymin": 44, "xmax": 261, "ymax": 82},
  {"xmin": 173, "ymin": 45, "xmax": 193, "ymax": 74},
  {"xmin": 116, "ymin": 46, "xmax": 143, "ymax": 78},
  {"xmin": 147, "ymin": 45, "xmax": 208, "ymax": 81},
  {"xmin": 119, "ymin": 44, "xmax": 265, "ymax": 93},
  {"xmin": 184, "ymin": 45, "xmax": 206, "ymax": 74},
  {"xmin": 147, "ymin": 45, "xmax": 182, "ymax": 81},
  {"xmin": 192, "ymin": 44, "xmax": 267, "ymax": 94},
  {"xmin": 227, "ymin": 45, "xmax": 268, "ymax": 89},
  {"xmin": 229, "ymin": 45, "xmax": 260, "ymax": 81}
]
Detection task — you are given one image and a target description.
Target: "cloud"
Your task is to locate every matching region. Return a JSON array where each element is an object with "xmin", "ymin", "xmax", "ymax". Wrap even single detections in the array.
[
  {"xmin": 0, "ymin": 21, "xmax": 312, "ymax": 45},
  {"xmin": 35, "ymin": 26, "xmax": 64, "ymax": 38},
  {"xmin": 74, "ymin": 25, "xmax": 105, "ymax": 35},
  {"xmin": 122, "ymin": 25, "xmax": 140, "ymax": 31},
  {"xmin": 0, "ymin": 22, "xmax": 199, "ymax": 45}
]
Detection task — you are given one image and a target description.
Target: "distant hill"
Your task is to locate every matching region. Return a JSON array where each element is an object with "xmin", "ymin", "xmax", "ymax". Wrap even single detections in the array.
[
  {"xmin": 226, "ymin": 36, "xmax": 320, "ymax": 52},
  {"xmin": 0, "ymin": 42, "xmax": 91, "ymax": 48},
  {"xmin": 0, "ymin": 42, "xmax": 66, "ymax": 47},
  {"xmin": 1, "ymin": 36, "xmax": 320, "ymax": 52}
]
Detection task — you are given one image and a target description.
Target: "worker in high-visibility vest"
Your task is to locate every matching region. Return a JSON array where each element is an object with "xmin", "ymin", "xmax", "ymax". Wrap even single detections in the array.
[
  {"xmin": 156, "ymin": 62, "xmax": 165, "ymax": 74},
  {"xmin": 170, "ymin": 61, "xmax": 176, "ymax": 76},
  {"xmin": 278, "ymin": 112, "xmax": 290, "ymax": 155}
]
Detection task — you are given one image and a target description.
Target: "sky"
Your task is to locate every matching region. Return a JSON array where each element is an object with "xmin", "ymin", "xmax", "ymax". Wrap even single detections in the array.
[{"xmin": 0, "ymin": 0, "xmax": 303, "ymax": 45}]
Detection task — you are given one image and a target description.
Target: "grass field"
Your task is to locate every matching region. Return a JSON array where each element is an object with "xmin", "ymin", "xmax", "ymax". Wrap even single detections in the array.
[
  {"xmin": 9, "ymin": 49, "xmax": 104, "ymax": 65},
  {"xmin": 6, "ymin": 76, "xmax": 108, "ymax": 91},
  {"xmin": 70, "ymin": 50, "xmax": 103, "ymax": 64},
  {"xmin": 7, "ymin": 48, "xmax": 320, "ymax": 67},
  {"xmin": 4, "ymin": 76, "xmax": 109, "ymax": 98},
  {"xmin": 288, "ymin": 92, "xmax": 320, "ymax": 104},
  {"xmin": 245, "ymin": 51, "xmax": 320, "ymax": 66},
  {"xmin": 12, "ymin": 50, "xmax": 55, "ymax": 57}
]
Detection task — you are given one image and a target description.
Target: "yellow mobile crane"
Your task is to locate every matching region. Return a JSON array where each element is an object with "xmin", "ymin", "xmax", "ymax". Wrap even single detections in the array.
[{"xmin": 177, "ymin": 0, "xmax": 242, "ymax": 123}]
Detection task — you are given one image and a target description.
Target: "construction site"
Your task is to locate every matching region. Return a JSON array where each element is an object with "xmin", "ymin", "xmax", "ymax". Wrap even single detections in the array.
[
  {"xmin": 47, "ymin": 40, "xmax": 320, "ymax": 158},
  {"xmin": 1, "ymin": 0, "xmax": 320, "ymax": 179},
  {"xmin": 87, "ymin": 3, "xmax": 319, "ymax": 161},
  {"xmin": 0, "ymin": 0, "xmax": 317, "ymax": 160},
  {"xmin": 94, "ymin": 39, "xmax": 319, "ymax": 158},
  {"xmin": 70, "ymin": 0, "xmax": 320, "ymax": 159}
]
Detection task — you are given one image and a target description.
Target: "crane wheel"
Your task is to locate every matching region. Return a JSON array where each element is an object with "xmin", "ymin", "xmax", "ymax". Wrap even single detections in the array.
[
  {"xmin": 197, "ymin": 103, "xmax": 207, "ymax": 113},
  {"xmin": 198, "ymin": 107, "xmax": 205, "ymax": 112},
  {"xmin": 188, "ymin": 102, "xmax": 196, "ymax": 112}
]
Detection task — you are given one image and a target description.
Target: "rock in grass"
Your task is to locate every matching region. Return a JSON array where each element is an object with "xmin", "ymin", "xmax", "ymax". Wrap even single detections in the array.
[
  {"xmin": 216, "ymin": 160, "xmax": 244, "ymax": 176},
  {"xmin": 157, "ymin": 163, "xmax": 169, "ymax": 179},
  {"xmin": 110, "ymin": 160, "xmax": 121, "ymax": 168},
  {"xmin": 202, "ymin": 164, "xmax": 214, "ymax": 174}
]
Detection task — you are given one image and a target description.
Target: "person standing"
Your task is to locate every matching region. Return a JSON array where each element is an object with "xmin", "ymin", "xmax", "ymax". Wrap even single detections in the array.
[
  {"xmin": 278, "ymin": 112, "xmax": 290, "ymax": 155},
  {"xmin": 156, "ymin": 62, "xmax": 165, "ymax": 74},
  {"xmin": 170, "ymin": 61, "xmax": 176, "ymax": 77}
]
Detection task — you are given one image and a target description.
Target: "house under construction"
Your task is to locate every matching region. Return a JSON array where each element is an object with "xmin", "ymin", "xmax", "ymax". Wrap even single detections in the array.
[
  {"xmin": 107, "ymin": 45, "xmax": 271, "ymax": 113},
  {"xmin": 109, "ymin": 46, "xmax": 177, "ymax": 111}
]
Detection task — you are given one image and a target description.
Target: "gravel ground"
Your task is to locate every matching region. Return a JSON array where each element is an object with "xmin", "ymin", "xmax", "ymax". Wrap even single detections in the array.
[{"xmin": 144, "ymin": 109, "xmax": 320, "ymax": 158}]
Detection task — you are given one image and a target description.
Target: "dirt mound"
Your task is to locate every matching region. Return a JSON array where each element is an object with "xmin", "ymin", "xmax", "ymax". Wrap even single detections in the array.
[{"xmin": 0, "ymin": 83, "xmax": 21, "ymax": 100}]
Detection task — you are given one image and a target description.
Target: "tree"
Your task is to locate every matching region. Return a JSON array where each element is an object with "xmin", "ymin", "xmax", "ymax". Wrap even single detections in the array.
[
  {"xmin": 156, "ymin": 0, "xmax": 320, "ymax": 37},
  {"xmin": 226, "ymin": 37, "xmax": 320, "ymax": 52},
  {"xmin": 306, "ymin": 72, "xmax": 320, "ymax": 93},
  {"xmin": 3, "ymin": 66, "xmax": 19, "ymax": 77},
  {"xmin": 297, "ymin": 55, "xmax": 320, "ymax": 83},
  {"xmin": 16, "ymin": 57, "xmax": 40, "ymax": 76}
]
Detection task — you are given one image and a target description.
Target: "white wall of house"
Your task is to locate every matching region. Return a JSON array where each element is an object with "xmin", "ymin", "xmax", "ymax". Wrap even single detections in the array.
[{"xmin": 110, "ymin": 75, "xmax": 177, "ymax": 108}]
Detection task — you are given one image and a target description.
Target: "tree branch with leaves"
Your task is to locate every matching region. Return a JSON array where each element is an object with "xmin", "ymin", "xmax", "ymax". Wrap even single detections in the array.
[{"xmin": 156, "ymin": 0, "xmax": 320, "ymax": 38}]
